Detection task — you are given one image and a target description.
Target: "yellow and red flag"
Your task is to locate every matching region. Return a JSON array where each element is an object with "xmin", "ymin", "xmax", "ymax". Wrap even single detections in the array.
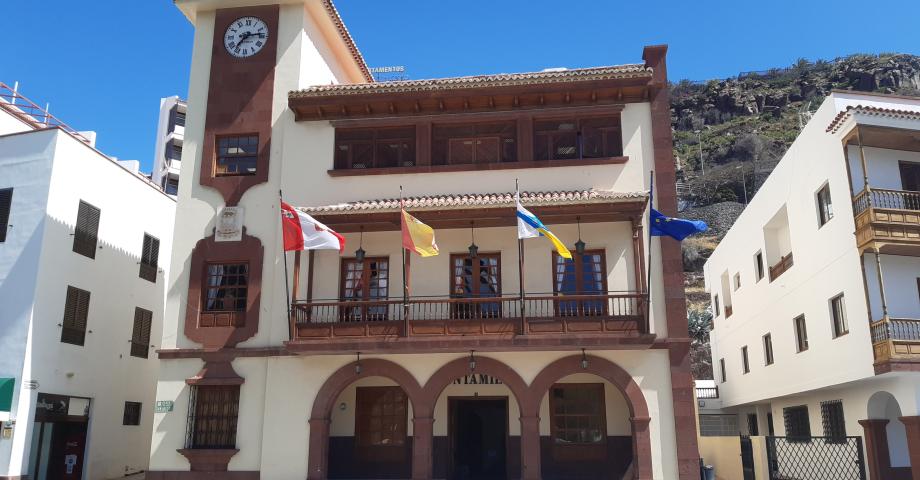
[{"xmin": 401, "ymin": 209, "xmax": 439, "ymax": 257}]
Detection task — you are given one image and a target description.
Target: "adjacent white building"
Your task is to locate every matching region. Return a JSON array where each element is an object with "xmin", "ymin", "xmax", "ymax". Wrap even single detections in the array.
[
  {"xmin": 151, "ymin": 96, "xmax": 187, "ymax": 196},
  {"xmin": 0, "ymin": 82, "xmax": 176, "ymax": 479},
  {"xmin": 704, "ymin": 90, "xmax": 920, "ymax": 479}
]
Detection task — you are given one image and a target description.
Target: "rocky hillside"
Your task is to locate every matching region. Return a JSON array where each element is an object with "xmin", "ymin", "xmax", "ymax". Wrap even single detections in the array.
[
  {"xmin": 672, "ymin": 53, "xmax": 920, "ymax": 209},
  {"xmin": 670, "ymin": 53, "xmax": 920, "ymax": 378}
]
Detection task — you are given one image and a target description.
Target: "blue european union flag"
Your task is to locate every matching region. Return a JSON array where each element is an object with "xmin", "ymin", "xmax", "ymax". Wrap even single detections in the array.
[{"xmin": 650, "ymin": 208, "xmax": 708, "ymax": 241}]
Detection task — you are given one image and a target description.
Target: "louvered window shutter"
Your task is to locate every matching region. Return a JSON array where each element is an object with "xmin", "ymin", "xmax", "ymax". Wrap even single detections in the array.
[
  {"xmin": 131, "ymin": 308, "xmax": 153, "ymax": 358},
  {"xmin": 73, "ymin": 201, "xmax": 100, "ymax": 258},
  {"xmin": 61, "ymin": 286, "xmax": 90, "ymax": 346},
  {"xmin": 139, "ymin": 234, "xmax": 160, "ymax": 282}
]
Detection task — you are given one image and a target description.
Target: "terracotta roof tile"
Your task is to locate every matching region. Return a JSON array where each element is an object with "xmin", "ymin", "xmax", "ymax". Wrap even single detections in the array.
[
  {"xmin": 299, "ymin": 189, "xmax": 648, "ymax": 215},
  {"xmin": 290, "ymin": 65, "xmax": 652, "ymax": 99},
  {"xmin": 321, "ymin": 0, "xmax": 373, "ymax": 83},
  {"xmin": 827, "ymin": 104, "xmax": 920, "ymax": 133}
]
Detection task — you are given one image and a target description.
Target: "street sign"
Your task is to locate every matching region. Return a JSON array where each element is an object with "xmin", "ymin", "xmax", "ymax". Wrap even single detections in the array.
[{"xmin": 155, "ymin": 400, "xmax": 174, "ymax": 413}]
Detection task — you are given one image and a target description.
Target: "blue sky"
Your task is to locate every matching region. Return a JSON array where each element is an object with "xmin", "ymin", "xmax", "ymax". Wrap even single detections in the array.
[{"xmin": 7, "ymin": 0, "xmax": 918, "ymax": 172}]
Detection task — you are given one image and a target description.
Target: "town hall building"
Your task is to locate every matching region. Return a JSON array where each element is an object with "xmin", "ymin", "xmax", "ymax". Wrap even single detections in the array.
[{"xmin": 149, "ymin": 1, "xmax": 699, "ymax": 478}]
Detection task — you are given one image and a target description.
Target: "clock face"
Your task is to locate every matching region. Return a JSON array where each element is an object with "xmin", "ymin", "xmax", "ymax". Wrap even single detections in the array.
[{"xmin": 224, "ymin": 16, "xmax": 269, "ymax": 58}]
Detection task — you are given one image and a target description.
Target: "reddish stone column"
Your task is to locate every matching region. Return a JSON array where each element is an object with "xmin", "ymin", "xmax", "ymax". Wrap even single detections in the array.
[
  {"xmin": 411, "ymin": 416, "xmax": 434, "ymax": 480},
  {"xmin": 899, "ymin": 416, "xmax": 920, "ymax": 480},
  {"xmin": 631, "ymin": 416, "xmax": 653, "ymax": 479},
  {"xmin": 520, "ymin": 415, "xmax": 542, "ymax": 480},
  {"xmin": 860, "ymin": 419, "xmax": 891, "ymax": 480},
  {"xmin": 307, "ymin": 417, "xmax": 331, "ymax": 480}
]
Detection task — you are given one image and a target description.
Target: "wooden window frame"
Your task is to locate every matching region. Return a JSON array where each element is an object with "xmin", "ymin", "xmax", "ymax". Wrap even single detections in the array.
[
  {"xmin": 335, "ymin": 127, "xmax": 416, "ymax": 170},
  {"xmin": 816, "ymin": 183, "xmax": 834, "ymax": 227},
  {"xmin": 719, "ymin": 358, "xmax": 726, "ymax": 383},
  {"xmin": 131, "ymin": 307, "xmax": 153, "ymax": 359},
  {"xmin": 139, "ymin": 233, "xmax": 160, "ymax": 283},
  {"xmin": 763, "ymin": 333, "xmax": 774, "ymax": 366},
  {"xmin": 73, "ymin": 200, "xmax": 100, "ymax": 259},
  {"xmin": 830, "ymin": 293, "xmax": 848, "ymax": 338},
  {"xmin": 794, "ymin": 315, "xmax": 809, "ymax": 353},
  {"xmin": 355, "ymin": 386, "xmax": 408, "ymax": 462},
  {"xmin": 549, "ymin": 383, "xmax": 607, "ymax": 461},
  {"xmin": 186, "ymin": 385, "xmax": 240, "ymax": 449},
  {"xmin": 734, "ymin": 273, "xmax": 741, "ymax": 291},
  {"xmin": 449, "ymin": 253, "xmax": 502, "ymax": 319},
  {"xmin": 754, "ymin": 251, "xmax": 765, "ymax": 282},
  {"xmin": 741, "ymin": 346, "xmax": 750, "ymax": 374},
  {"xmin": 552, "ymin": 250, "xmax": 608, "ymax": 317},
  {"xmin": 783, "ymin": 405, "xmax": 811, "ymax": 442},
  {"xmin": 339, "ymin": 256, "xmax": 390, "ymax": 322},
  {"xmin": 0, "ymin": 188, "xmax": 11, "ymax": 243},
  {"xmin": 61, "ymin": 286, "xmax": 90, "ymax": 346},
  {"xmin": 215, "ymin": 134, "xmax": 259, "ymax": 177},
  {"xmin": 201, "ymin": 261, "xmax": 251, "ymax": 318},
  {"xmin": 123, "ymin": 401, "xmax": 142, "ymax": 426},
  {"xmin": 533, "ymin": 115, "xmax": 623, "ymax": 162},
  {"xmin": 432, "ymin": 121, "xmax": 517, "ymax": 166},
  {"xmin": 900, "ymin": 161, "xmax": 920, "ymax": 192}
]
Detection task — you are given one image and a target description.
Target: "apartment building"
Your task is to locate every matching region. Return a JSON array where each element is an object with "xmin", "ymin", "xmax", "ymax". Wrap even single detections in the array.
[
  {"xmin": 0, "ymin": 82, "xmax": 176, "ymax": 479},
  {"xmin": 704, "ymin": 90, "xmax": 920, "ymax": 479},
  {"xmin": 148, "ymin": 1, "xmax": 700, "ymax": 479},
  {"xmin": 151, "ymin": 96, "xmax": 187, "ymax": 196}
]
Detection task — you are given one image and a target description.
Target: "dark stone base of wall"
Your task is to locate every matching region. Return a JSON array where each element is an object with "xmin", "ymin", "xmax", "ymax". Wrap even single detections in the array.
[{"xmin": 146, "ymin": 471, "xmax": 259, "ymax": 479}]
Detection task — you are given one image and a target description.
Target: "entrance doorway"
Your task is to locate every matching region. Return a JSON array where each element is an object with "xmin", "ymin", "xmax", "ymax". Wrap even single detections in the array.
[
  {"xmin": 28, "ymin": 393, "xmax": 90, "ymax": 480},
  {"xmin": 448, "ymin": 397, "xmax": 508, "ymax": 480}
]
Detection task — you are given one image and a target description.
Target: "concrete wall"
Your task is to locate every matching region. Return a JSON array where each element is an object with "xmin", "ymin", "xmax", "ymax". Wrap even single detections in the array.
[{"xmin": 0, "ymin": 128, "xmax": 175, "ymax": 478}]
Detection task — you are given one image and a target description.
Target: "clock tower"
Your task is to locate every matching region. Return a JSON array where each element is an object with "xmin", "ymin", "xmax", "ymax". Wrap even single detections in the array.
[{"xmin": 150, "ymin": 1, "xmax": 370, "ymax": 476}]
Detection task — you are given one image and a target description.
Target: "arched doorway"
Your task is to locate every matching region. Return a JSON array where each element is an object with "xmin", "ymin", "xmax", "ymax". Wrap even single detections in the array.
[
  {"xmin": 863, "ymin": 391, "xmax": 912, "ymax": 479},
  {"xmin": 420, "ymin": 356, "xmax": 530, "ymax": 480},
  {"xmin": 528, "ymin": 355, "xmax": 652, "ymax": 480},
  {"xmin": 307, "ymin": 359, "xmax": 423, "ymax": 480}
]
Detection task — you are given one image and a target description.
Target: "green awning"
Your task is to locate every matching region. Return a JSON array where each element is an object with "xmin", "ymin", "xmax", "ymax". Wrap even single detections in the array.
[{"xmin": 0, "ymin": 378, "xmax": 14, "ymax": 412}]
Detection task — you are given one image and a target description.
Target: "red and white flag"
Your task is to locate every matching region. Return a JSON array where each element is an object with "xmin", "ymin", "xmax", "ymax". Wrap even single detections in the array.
[{"xmin": 280, "ymin": 201, "xmax": 345, "ymax": 253}]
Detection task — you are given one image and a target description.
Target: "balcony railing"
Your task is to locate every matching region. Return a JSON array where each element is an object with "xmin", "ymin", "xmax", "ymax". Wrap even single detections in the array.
[
  {"xmin": 695, "ymin": 386, "xmax": 719, "ymax": 399},
  {"xmin": 870, "ymin": 317, "xmax": 920, "ymax": 364},
  {"xmin": 769, "ymin": 253, "xmax": 794, "ymax": 281},
  {"xmin": 853, "ymin": 189, "xmax": 920, "ymax": 253},
  {"xmin": 290, "ymin": 292, "xmax": 647, "ymax": 340},
  {"xmin": 0, "ymin": 82, "xmax": 94, "ymax": 144},
  {"xmin": 853, "ymin": 188, "xmax": 920, "ymax": 215}
]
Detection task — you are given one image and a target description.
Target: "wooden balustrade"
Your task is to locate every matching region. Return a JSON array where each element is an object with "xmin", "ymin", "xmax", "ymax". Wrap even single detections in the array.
[
  {"xmin": 870, "ymin": 317, "xmax": 920, "ymax": 365},
  {"xmin": 290, "ymin": 292, "xmax": 647, "ymax": 340},
  {"xmin": 768, "ymin": 253, "xmax": 794, "ymax": 281},
  {"xmin": 852, "ymin": 188, "xmax": 920, "ymax": 253}
]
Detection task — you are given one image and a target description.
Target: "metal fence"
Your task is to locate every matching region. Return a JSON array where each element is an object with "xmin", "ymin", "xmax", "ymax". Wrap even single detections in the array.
[{"xmin": 766, "ymin": 436, "xmax": 866, "ymax": 480}]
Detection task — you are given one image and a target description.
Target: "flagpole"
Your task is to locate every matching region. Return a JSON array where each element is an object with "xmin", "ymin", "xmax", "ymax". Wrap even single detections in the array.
[
  {"xmin": 516, "ymin": 179, "xmax": 526, "ymax": 334},
  {"xmin": 280, "ymin": 189, "xmax": 294, "ymax": 341},
  {"xmin": 400, "ymin": 186, "xmax": 409, "ymax": 334},
  {"xmin": 645, "ymin": 172, "xmax": 654, "ymax": 335}
]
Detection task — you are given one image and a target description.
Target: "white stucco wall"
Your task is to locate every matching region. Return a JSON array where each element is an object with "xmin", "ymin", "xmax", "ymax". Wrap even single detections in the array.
[
  {"xmin": 0, "ymin": 128, "xmax": 175, "ymax": 478},
  {"xmin": 706, "ymin": 94, "xmax": 876, "ymax": 408},
  {"xmin": 0, "ymin": 130, "xmax": 54, "ymax": 477},
  {"xmin": 706, "ymin": 91, "xmax": 920, "ymax": 415}
]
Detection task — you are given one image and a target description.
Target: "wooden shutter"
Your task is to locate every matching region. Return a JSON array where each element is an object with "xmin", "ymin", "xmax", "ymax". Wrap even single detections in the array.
[
  {"xmin": 139, "ymin": 234, "xmax": 160, "ymax": 282},
  {"xmin": 0, "ymin": 188, "xmax": 11, "ymax": 243},
  {"xmin": 131, "ymin": 307, "xmax": 153, "ymax": 358},
  {"xmin": 73, "ymin": 201, "xmax": 100, "ymax": 258},
  {"xmin": 61, "ymin": 286, "xmax": 90, "ymax": 346}
]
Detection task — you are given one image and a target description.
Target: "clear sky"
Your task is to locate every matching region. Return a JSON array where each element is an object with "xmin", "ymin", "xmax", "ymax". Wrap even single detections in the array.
[{"xmin": 6, "ymin": 0, "xmax": 918, "ymax": 172}]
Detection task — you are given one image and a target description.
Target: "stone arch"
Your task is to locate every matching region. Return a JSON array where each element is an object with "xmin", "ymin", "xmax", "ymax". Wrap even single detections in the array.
[
  {"xmin": 307, "ymin": 359, "xmax": 424, "ymax": 480},
  {"xmin": 418, "ymin": 355, "xmax": 531, "ymax": 480},
  {"xmin": 528, "ymin": 355, "xmax": 653, "ymax": 480}
]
